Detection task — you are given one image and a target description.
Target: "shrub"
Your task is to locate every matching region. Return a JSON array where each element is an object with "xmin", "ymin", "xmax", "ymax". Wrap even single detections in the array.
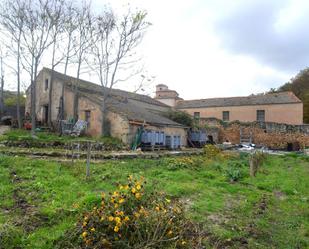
[
  {"xmin": 226, "ymin": 167, "xmax": 242, "ymax": 182},
  {"xmin": 59, "ymin": 176, "xmax": 198, "ymax": 248},
  {"xmin": 225, "ymin": 161, "xmax": 245, "ymax": 182},
  {"xmin": 203, "ymin": 144, "xmax": 221, "ymax": 159}
]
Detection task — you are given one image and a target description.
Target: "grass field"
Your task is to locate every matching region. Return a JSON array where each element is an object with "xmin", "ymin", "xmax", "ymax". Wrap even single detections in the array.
[{"xmin": 0, "ymin": 152, "xmax": 308, "ymax": 248}]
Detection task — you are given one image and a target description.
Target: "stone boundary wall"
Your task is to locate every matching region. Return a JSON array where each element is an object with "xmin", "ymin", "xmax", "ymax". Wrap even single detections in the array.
[
  {"xmin": 201, "ymin": 118, "xmax": 309, "ymax": 149},
  {"xmin": 219, "ymin": 123, "xmax": 309, "ymax": 149}
]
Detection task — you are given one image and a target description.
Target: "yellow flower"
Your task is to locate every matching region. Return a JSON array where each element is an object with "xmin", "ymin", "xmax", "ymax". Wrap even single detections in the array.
[
  {"xmin": 84, "ymin": 215, "xmax": 89, "ymax": 221},
  {"xmin": 119, "ymin": 211, "xmax": 124, "ymax": 216},
  {"xmin": 131, "ymin": 187, "xmax": 136, "ymax": 194},
  {"xmin": 108, "ymin": 216, "xmax": 114, "ymax": 222},
  {"xmin": 135, "ymin": 193, "xmax": 141, "ymax": 199},
  {"xmin": 115, "ymin": 217, "xmax": 121, "ymax": 223},
  {"xmin": 136, "ymin": 184, "xmax": 141, "ymax": 190},
  {"xmin": 100, "ymin": 216, "xmax": 105, "ymax": 221},
  {"xmin": 119, "ymin": 198, "xmax": 125, "ymax": 204},
  {"xmin": 90, "ymin": 227, "xmax": 95, "ymax": 232},
  {"xmin": 114, "ymin": 226, "xmax": 120, "ymax": 232},
  {"xmin": 119, "ymin": 185, "xmax": 123, "ymax": 190},
  {"xmin": 82, "ymin": 231, "xmax": 87, "ymax": 238},
  {"xmin": 124, "ymin": 185, "xmax": 129, "ymax": 190},
  {"xmin": 155, "ymin": 206, "xmax": 160, "ymax": 212},
  {"xmin": 181, "ymin": 240, "xmax": 187, "ymax": 245},
  {"xmin": 113, "ymin": 191, "xmax": 119, "ymax": 196},
  {"xmin": 82, "ymin": 221, "xmax": 87, "ymax": 227},
  {"xmin": 167, "ymin": 230, "xmax": 173, "ymax": 236},
  {"xmin": 128, "ymin": 175, "xmax": 133, "ymax": 180},
  {"xmin": 124, "ymin": 216, "xmax": 130, "ymax": 222},
  {"xmin": 114, "ymin": 203, "xmax": 119, "ymax": 208}
]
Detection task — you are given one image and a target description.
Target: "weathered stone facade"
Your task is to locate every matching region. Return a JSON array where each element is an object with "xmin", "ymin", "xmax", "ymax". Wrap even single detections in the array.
[{"xmin": 26, "ymin": 69, "xmax": 188, "ymax": 147}]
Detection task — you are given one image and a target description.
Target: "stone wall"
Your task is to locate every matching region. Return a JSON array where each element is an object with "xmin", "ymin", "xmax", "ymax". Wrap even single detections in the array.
[{"xmin": 218, "ymin": 123, "xmax": 309, "ymax": 149}]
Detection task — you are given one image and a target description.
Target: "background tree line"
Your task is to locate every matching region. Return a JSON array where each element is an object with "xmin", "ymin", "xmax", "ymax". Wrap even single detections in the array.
[
  {"xmin": 0, "ymin": 0, "xmax": 150, "ymax": 136},
  {"xmin": 276, "ymin": 68, "xmax": 309, "ymax": 124}
]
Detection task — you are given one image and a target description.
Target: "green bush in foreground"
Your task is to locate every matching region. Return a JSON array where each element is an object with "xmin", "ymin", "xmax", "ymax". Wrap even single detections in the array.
[{"xmin": 56, "ymin": 176, "xmax": 200, "ymax": 249}]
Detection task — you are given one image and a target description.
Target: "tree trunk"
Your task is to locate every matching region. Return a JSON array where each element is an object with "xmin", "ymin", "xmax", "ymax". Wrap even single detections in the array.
[
  {"xmin": 0, "ymin": 75, "xmax": 4, "ymax": 117},
  {"xmin": 0, "ymin": 56, "xmax": 4, "ymax": 117},
  {"xmin": 73, "ymin": 61, "xmax": 81, "ymax": 122},
  {"xmin": 16, "ymin": 40, "xmax": 22, "ymax": 128},
  {"xmin": 101, "ymin": 99, "xmax": 110, "ymax": 136},
  {"xmin": 48, "ymin": 40, "xmax": 57, "ymax": 128},
  {"xmin": 31, "ymin": 59, "xmax": 38, "ymax": 137},
  {"xmin": 48, "ymin": 69, "xmax": 54, "ymax": 128}
]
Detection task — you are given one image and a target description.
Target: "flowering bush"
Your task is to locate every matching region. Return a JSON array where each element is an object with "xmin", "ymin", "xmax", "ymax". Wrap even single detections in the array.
[
  {"xmin": 203, "ymin": 144, "xmax": 221, "ymax": 159},
  {"xmin": 73, "ymin": 176, "xmax": 196, "ymax": 248}
]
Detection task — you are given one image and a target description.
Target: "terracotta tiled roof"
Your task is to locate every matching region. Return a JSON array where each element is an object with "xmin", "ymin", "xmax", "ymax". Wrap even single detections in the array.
[{"xmin": 176, "ymin": 92, "xmax": 302, "ymax": 109}]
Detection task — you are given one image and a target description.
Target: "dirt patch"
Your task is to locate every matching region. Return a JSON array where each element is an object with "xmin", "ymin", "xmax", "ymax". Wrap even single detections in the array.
[{"xmin": 8, "ymin": 171, "xmax": 50, "ymax": 233}]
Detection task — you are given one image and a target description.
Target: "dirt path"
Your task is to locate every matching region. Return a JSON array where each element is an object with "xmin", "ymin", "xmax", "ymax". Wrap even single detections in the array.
[{"xmin": 0, "ymin": 125, "xmax": 10, "ymax": 135}]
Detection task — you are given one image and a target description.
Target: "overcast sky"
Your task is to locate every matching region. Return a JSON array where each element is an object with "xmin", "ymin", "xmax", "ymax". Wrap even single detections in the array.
[
  {"xmin": 91, "ymin": 0, "xmax": 309, "ymax": 99},
  {"xmin": 4, "ymin": 0, "xmax": 308, "ymax": 100}
]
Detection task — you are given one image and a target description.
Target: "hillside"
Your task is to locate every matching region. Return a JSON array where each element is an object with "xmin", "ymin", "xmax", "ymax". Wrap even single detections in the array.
[{"xmin": 277, "ymin": 68, "xmax": 309, "ymax": 123}]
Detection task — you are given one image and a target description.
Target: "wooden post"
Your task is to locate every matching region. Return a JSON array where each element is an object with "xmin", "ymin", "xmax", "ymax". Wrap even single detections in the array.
[
  {"xmin": 249, "ymin": 156, "xmax": 256, "ymax": 177},
  {"xmin": 86, "ymin": 141, "xmax": 91, "ymax": 177}
]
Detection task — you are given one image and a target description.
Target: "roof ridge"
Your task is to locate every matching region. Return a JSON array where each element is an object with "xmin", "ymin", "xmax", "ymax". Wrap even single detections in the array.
[
  {"xmin": 41, "ymin": 67, "xmax": 168, "ymax": 107},
  {"xmin": 177, "ymin": 91, "xmax": 298, "ymax": 103}
]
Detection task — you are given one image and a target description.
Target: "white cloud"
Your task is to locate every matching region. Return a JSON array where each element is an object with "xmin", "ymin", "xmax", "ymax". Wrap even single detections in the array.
[{"xmin": 3, "ymin": 0, "xmax": 305, "ymax": 100}]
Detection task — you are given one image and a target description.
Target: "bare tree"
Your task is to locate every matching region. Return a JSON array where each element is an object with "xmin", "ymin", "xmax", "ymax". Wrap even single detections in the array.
[
  {"xmin": 71, "ymin": 1, "xmax": 94, "ymax": 121},
  {"xmin": 21, "ymin": 0, "xmax": 57, "ymax": 136},
  {"xmin": 0, "ymin": 47, "xmax": 4, "ymax": 117},
  {"xmin": 58, "ymin": 1, "xmax": 78, "ymax": 121},
  {"xmin": 90, "ymin": 8, "xmax": 150, "ymax": 135},
  {"xmin": 62, "ymin": 2, "xmax": 78, "ymax": 75},
  {"xmin": 47, "ymin": 0, "xmax": 65, "ymax": 127},
  {"xmin": 0, "ymin": 0, "xmax": 27, "ymax": 128}
]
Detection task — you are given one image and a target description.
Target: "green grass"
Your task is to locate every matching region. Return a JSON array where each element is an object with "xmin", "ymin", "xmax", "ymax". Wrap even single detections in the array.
[
  {"xmin": 0, "ymin": 153, "xmax": 308, "ymax": 248},
  {"xmin": 0, "ymin": 129, "xmax": 124, "ymax": 149}
]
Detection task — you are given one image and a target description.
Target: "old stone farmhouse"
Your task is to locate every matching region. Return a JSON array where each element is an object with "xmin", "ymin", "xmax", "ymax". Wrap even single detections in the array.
[
  {"xmin": 155, "ymin": 84, "xmax": 303, "ymax": 125},
  {"xmin": 25, "ymin": 68, "xmax": 187, "ymax": 146}
]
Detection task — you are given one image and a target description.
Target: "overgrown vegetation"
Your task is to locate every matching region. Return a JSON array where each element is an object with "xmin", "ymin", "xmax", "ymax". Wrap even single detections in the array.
[
  {"xmin": 0, "ymin": 153, "xmax": 309, "ymax": 248},
  {"xmin": 56, "ymin": 176, "xmax": 198, "ymax": 248},
  {"xmin": 0, "ymin": 129, "xmax": 124, "ymax": 150},
  {"xmin": 164, "ymin": 110, "xmax": 193, "ymax": 127},
  {"xmin": 203, "ymin": 144, "xmax": 222, "ymax": 159}
]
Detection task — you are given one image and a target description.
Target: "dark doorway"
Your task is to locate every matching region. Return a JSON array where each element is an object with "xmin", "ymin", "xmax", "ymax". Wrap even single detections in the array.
[{"xmin": 43, "ymin": 105, "xmax": 48, "ymax": 124}]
